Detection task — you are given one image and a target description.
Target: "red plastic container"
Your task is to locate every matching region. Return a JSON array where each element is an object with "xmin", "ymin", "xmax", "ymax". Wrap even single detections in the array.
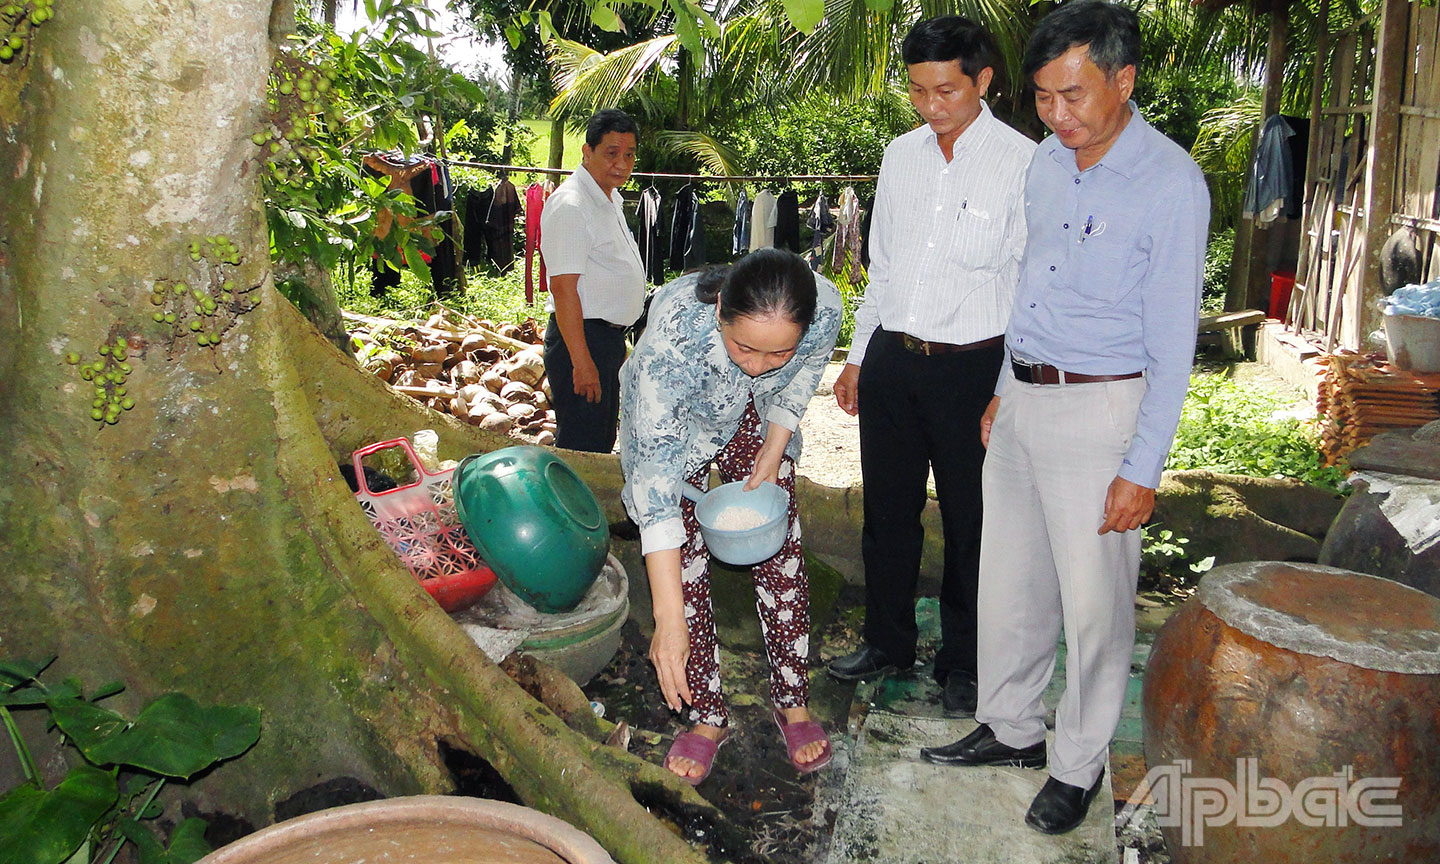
[
  {"xmin": 1269, "ymin": 270, "xmax": 1296, "ymax": 321},
  {"xmin": 351, "ymin": 438, "xmax": 497, "ymax": 612}
]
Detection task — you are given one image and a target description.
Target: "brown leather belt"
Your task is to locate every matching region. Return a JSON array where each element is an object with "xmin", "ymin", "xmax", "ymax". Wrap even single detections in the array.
[
  {"xmin": 897, "ymin": 332, "xmax": 1004, "ymax": 356},
  {"xmin": 1011, "ymin": 360, "xmax": 1143, "ymax": 385}
]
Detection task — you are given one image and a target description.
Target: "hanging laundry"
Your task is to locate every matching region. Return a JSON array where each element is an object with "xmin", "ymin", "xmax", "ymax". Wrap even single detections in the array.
[
  {"xmin": 524, "ymin": 180, "xmax": 552, "ymax": 302},
  {"xmin": 1243, "ymin": 115, "xmax": 1296, "ymax": 225},
  {"xmin": 859, "ymin": 195, "xmax": 875, "ymax": 270},
  {"xmin": 775, "ymin": 188, "xmax": 801, "ymax": 253},
  {"xmin": 750, "ymin": 190, "xmax": 777, "ymax": 252},
  {"xmin": 805, "ymin": 192, "xmax": 836, "ymax": 269},
  {"xmin": 485, "ymin": 177, "xmax": 522, "ymax": 271},
  {"xmin": 831, "ymin": 186, "xmax": 863, "ymax": 273},
  {"xmin": 669, "ymin": 184, "xmax": 705, "ymax": 271},
  {"xmin": 732, "ymin": 190, "xmax": 751, "ymax": 257},
  {"xmin": 463, "ymin": 186, "xmax": 494, "ymax": 269},
  {"xmin": 361, "ymin": 152, "xmax": 457, "ymax": 297},
  {"xmin": 637, "ymin": 186, "xmax": 665, "ymax": 284}
]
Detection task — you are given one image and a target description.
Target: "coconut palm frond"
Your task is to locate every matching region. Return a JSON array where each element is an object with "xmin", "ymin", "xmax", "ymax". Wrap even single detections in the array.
[
  {"xmin": 656, "ymin": 130, "xmax": 744, "ymax": 176},
  {"xmin": 1192, "ymin": 92, "xmax": 1262, "ymax": 227},
  {"xmin": 547, "ymin": 34, "xmax": 679, "ymax": 120},
  {"xmin": 790, "ymin": 0, "xmax": 912, "ymax": 100}
]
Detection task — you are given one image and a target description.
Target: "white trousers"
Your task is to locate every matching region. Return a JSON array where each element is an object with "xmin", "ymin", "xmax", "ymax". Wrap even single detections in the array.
[{"xmin": 974, "ymin": 373, "xmax": 1145, "ymax": 788}]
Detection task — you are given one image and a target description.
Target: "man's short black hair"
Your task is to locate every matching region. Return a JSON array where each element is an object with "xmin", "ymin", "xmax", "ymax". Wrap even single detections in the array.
[
  {"xmin": 1022, "ymin": 0, "xmax": 1140, "ymax": 87},
  {"xmin": 585, "ymin": 109, "xmax": 639, "ymax": 149},
  {"xmin": 901, "ymin": 16, "xmax": 997, "ymax": 82}
]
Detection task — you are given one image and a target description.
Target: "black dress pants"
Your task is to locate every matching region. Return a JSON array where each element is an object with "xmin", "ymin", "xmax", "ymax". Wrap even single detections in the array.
[
  {"xmin": 857, "ymin": 328, "xmax": 1003, "ymax": 684},
  {"xmin": 543, "ymin": 316, "xmax": 627, "ymax": 453}
]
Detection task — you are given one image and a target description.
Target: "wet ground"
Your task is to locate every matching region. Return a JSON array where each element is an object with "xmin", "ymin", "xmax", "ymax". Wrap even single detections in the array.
[{"xmin": 579, "ymin": 559, "xmax": 1185, "ymax": 863}]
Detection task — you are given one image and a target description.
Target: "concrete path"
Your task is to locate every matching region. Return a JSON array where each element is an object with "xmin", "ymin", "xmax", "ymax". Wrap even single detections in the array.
[{"xmin": 815, "ymin": 598, "xmax": 1141, "ymax": 863}]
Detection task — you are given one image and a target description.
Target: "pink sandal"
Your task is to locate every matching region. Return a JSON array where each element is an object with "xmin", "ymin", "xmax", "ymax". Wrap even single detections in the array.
[
  {"xmin": 664, "ymin": 730, "xmax": 728, "ymax": 786},
  {"xmin": 771, "ymin": 708, "xmax": 833, "ymax": 774}
]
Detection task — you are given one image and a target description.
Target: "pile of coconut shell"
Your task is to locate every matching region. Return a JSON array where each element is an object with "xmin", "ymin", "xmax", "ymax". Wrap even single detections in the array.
[{"xmin": 345, "ymin": 309, "xmax": 557, "ymax": 445}]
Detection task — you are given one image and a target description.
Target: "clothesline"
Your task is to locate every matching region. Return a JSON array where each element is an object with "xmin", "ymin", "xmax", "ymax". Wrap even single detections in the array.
[{"xmin": 444, "ymin": 159, "xmax": 878, "ymax": 183}]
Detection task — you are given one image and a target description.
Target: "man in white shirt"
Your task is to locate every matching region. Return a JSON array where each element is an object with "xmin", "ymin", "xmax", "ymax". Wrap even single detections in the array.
[
  {"xmin": 540, "ymin": 109, "xmax": 647, "ymax": 452},
  {"xmin": 826, "ymin": 17, "xmax": 1034, "ymax": 716}
]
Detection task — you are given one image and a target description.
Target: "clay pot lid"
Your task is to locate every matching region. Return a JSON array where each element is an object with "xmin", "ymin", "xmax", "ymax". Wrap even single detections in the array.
[
  {"xmin": 200, "ymin": 796, "xmax": 615, "ymax": 864},
  {"xmin": 1196, "ymin": 562, "xmax": 1440, "ymax": 674}
]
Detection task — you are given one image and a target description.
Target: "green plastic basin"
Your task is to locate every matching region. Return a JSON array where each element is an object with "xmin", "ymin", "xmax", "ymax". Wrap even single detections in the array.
[{"xmin": 453, "ymin": 446, "xmax": 610, "ymax": 613}]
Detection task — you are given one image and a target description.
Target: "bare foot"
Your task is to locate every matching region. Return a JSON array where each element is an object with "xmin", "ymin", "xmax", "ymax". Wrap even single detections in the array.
[
  {"xmin": 780, "ymin": 706, "xmax": 828, "ymax": 766},
  {"xmin": 666, "ymin": 723, "xmax": 726, "ymax": 781}
]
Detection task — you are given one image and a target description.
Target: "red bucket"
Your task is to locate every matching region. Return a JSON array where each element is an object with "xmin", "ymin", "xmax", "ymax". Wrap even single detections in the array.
[{"xmin": 1269, "ymin": 270, "xmax": 1296, "ymax": 321}]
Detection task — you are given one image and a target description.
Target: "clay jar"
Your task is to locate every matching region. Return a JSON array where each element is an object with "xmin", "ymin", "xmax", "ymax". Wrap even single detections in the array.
[
  {"xmin": 1141, "ymin": 562, "xmax": 1440, "ymax": 862},
  {"xmin": 199, "ymin": 796, "xmax": 614, "ymax": 864}
]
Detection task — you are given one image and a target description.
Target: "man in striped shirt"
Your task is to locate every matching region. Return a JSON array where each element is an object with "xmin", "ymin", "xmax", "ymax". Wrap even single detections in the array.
[{"xmin": 826, "ymin": 16, "xmax": 1035, "ymax": 717}]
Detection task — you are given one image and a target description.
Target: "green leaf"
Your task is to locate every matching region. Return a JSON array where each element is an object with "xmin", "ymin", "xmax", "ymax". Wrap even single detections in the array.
[
  {"xmin": 54, "ymin": 695, "xmax": 259, "ymax": 780},
  {"xmin": 402, "ymin": 242, "xmax": 431, "ymax": 286},
  {"xmin": 781, "ymin": 0, "xmax": 824, "ymax": 34},
  {"xmin": 862, "ymin": 0, "xmax": 893, "ymax": 10},
  {"xmin": 0, "ymin": 766, "xmax": 117, "ymax": 864},
  {"xmin": 0, "ymin": 658, "xmax": 55, "ymax": 691},
  {"xmin": 116, "ymin": 819, "xmax": 165, "ymax": 864},
  {"xmin": 537, "ymin": 11, "xmax": 557, "ymax": 43},
  {"xmin": 667, "ymin": 0, "xmax": 702, "ymax": 56},
  {"xmin": 164, "ymin": 819, "xmax": 211, "ymax": 864},
  {"xmin": 590, "ymin": 2, "xmax": 624, "ymax": 33}
]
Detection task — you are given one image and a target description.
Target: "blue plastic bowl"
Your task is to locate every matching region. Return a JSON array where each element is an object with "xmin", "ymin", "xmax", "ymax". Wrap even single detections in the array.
[{"xmin": 683, "ymin": 481, "xmax": 790, "ymax": 566}]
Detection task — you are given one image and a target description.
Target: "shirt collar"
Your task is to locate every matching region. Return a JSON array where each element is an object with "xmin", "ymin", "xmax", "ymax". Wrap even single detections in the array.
[
  {"xmin": 1044, "ymin": 100, "xmax": 1148, "ymax": 178},
  {"xmin": 572, "ymin": 161, "xmax": 616, "ymax": 206},
  {"xmin": 922, "ymin": 100, "xmax": 995, "ymax": 160}
]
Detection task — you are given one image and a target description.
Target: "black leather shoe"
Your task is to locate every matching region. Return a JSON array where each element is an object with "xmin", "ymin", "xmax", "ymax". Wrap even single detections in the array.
[
  {"xmin": 940, "ymin": 672, "xmax": 978, "ymax": 717},
  {"xmin": 1024, "ymin": 770, "xmax": 1106, "ymax": 835},
  {"xmin": 920, "ymin": 723, "xmax": 1046, "ymax": 768},
  {"xmin": 826, "ymin": 645, "xmax": 902, "ymax": 681}
]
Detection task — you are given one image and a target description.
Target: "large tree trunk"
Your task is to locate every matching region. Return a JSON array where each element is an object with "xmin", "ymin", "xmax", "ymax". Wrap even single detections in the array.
[{"xmin": 0, "ymin": 5, "xmax": 731, "ymax": 863}]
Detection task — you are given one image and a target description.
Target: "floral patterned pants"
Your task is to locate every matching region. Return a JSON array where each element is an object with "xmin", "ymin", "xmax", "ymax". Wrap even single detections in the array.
[{"xmin": 680, "ymin": 403, "xmax": 810, "ymax": 728}]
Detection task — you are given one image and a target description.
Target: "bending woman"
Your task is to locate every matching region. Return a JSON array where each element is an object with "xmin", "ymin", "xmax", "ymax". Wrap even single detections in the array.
[{"xmin": 620, "ymin": 248, "xmax": 842, "ymax": 784}]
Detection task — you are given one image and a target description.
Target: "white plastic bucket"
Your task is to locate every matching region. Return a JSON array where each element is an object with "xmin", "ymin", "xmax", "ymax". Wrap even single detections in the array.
[{"xmin": 1384, "ymin": 313, "xmax": 1440, "ymax": 373}]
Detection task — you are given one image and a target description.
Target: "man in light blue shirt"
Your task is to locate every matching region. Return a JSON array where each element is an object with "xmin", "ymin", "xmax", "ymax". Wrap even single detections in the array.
[{"xmin": 919, "ymin": 0, "xmax": 1209, "ymax": 836}]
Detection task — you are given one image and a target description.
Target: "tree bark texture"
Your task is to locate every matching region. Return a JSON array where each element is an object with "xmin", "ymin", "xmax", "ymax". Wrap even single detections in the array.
[{"xmin": 0, "ymin": 5, "xmax": 726, "ymax": 863}]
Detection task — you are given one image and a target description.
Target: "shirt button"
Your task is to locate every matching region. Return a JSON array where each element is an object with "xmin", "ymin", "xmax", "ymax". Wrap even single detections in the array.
[
  {"xmin": 1029, "ymin": 303, "xmax": 1036, "ymax": 308},
  {"xmin": 1063, "ymin": 223, "xmax": 1069, "ymax": 229},
  {"xmin": 1049, "ymin": 265, "xmax": 1056, "ymax": 271},
  {"xmin": 1074, "ymin": 178, "xmax": 1080, "ymax": 185},
  {"xmin": 1018, "ymin": 337, "xmax": 1024, "ymax": 343},
  {"xmin": 927, "ymin": 242, "xmax": 935, "ymax": 248}
]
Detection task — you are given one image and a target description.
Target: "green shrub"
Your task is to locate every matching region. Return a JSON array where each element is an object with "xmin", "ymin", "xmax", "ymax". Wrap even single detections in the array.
[
  {"xmin": 1167, "ymin": 373, "xmax": 1344, "ymax": 491},
  {"xmin": 1202, "ymin": 227, "xmax": 1234, "ymax": 315}
]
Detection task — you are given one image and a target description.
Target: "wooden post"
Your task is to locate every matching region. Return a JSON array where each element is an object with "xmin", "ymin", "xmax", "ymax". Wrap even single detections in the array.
[
  {"xmin": 1292, "ymin": 0, "xmax": 1330, "ymax": 333},
  {"xmin": 1231, "ymin": 0, "xmax": 1294, "ymax": 313},
  {"xmin": 1357, "ymin": 0, "xmax": 1410, "ymax": 347}
]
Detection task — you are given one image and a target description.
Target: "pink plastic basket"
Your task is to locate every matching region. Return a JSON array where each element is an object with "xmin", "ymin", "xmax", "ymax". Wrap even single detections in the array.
[{"xmin": 351, "ymin": 437, "xmax": 496, "ymax": 612}]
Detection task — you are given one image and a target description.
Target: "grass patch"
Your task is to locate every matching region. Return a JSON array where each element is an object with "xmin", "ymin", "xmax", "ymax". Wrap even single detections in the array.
[
  {"xmin": 334, "ymin": 263, "xmax": 548, "ymax": 326},
  {"xmin": 1167, "ymin": 370, "xmax": 1343, "ymax": 491}
]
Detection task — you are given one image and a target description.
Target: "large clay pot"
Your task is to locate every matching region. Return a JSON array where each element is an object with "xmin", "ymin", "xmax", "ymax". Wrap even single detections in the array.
[
  {"xmin": 199, "ymin": 796, "xmax": 614, "ymax": 864},
  {"xmin": 1142, "ymin": 562, "xmax": 1440, "ymax": 862}
]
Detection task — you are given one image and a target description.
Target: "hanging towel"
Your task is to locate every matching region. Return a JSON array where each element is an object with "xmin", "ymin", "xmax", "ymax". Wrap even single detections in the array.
[
  {"xmin": 524, "ymin": 181, "xmax": 551, "ymax": 301},
  {"xmin": 638, "ymin": 187, "xmax": 665, "ymax": 284},
  {"xmin": 831, "ymin": 186, "xmax": 863, "ymax": 273},
  {"xmin": 733, "ymin": 190, "xmax": 751, "ymax": 257},
  {"xmin": 750, "ymin": 190, "xmax": 777, "ymax": 251},
  {"xmin": 775, "ymin": 188, "xmax": 800, "ymax": 252}
]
